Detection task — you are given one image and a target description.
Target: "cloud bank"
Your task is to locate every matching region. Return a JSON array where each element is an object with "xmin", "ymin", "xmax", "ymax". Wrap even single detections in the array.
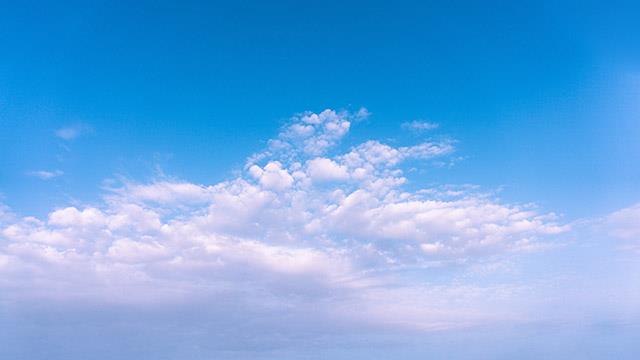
[{"xmin": 1, "ymin": 109, "xmax": 572, "ymax": 332}]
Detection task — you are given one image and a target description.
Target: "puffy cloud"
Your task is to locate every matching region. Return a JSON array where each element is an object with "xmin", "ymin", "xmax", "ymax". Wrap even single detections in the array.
[
  {"xmin": 0, "ymin": 108, "xmax": 569, "ymax": 332},
  {"xmin": 341, "ymin": 141, "xmax": 404, "ymax": 168},
  {"xmin": 247, "ymin": 108, "xmax": 367, "ymax": 165},
  {"xmin": 315, "ymin": 192, "xmax": 567, "ymax": 258},
  {"xmin": 306, "ymin": 158, "xmax": 349, "ymax": 182},
  {"xmin": 340, "ymin": 140, "xmax": 454, "ymax": 169},
  {"xmin": 249, "ymin": 161, "xmax": 294, "ymax": 191},
  {"xmin": 49, "ymin": 207, "xmax": 107, "ymax": 227},
  {"xmin": 2, "ymin": 220, "xmax": 75, "ymax": 246}
]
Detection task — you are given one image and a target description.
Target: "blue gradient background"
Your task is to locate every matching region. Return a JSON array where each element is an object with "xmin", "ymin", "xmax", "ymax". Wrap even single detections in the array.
[{"xmin": 1, "ymin": 1, "xmax": 639, "ymax": 358}]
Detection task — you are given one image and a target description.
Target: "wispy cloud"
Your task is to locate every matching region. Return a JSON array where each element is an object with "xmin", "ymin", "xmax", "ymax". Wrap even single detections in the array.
[
  {"xmin": 27, "ymin": 170, "xmax": 64, "ymax": 180},
  {"xmin": 600, "ymin": 203, "xmax": 640, "ymax": 253},
  {"xmin": 401, "ymin": 120, "xmax": 439, "ymax": 132},
  {"xmin": 55, "ymin": 123, "xmax": 92, "ymax": 140}
]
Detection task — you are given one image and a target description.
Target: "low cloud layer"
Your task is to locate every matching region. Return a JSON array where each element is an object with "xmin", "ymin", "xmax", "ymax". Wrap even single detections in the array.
[
  {"xmin": 601, "ymin": 203, "xmax": 640, "ymax": 253},
  {"xmin": 3, "ymin": 108, "xmax": 628, "ymax": 337}
]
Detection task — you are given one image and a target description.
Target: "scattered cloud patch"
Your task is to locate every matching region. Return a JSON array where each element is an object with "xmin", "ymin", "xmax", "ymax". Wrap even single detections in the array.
[
  {"xmin": 247, "ymin": 108, "xmax": 368, "ymax": 166},
  {"xmin": 27, "ymin": 170, "xmax": 63, "ymax": 180},
  {"xmin": 55, "ymin": 123, "xmax": 92, "ymax": 140},
  {"xmin": 605, "ymin": 203, "xmax": 640, "ymax": 240},
  {"xmin": 402, "ymin": 120, "xmax": 439, "ymax": 132},
  {"xmin": 602, "ymin": 203, "xmax": 640, "ymax": 252}
]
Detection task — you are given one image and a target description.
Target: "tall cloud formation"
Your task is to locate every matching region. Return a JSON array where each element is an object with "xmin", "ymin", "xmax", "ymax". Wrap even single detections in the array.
[{"xmin": 0, "ymin": 109, "xmax": 570, "ymax": 330}]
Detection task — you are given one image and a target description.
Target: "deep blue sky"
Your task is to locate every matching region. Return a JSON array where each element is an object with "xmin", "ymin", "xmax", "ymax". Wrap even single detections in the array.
[{"xmin": 2, "ymin": 0, "xmax": 639, "ymax": 218}]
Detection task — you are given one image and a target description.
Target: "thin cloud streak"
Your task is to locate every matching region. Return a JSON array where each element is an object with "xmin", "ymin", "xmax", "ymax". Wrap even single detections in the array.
[{"xmin": 27, "ymin": 170, "xmax": 64, "ymax": 180}]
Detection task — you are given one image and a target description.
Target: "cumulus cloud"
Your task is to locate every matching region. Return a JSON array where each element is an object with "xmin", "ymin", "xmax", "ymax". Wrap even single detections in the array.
[
  {"xmin": 249, "ymin": 161, "xmax": 294, "ymax": 191},
  {"xmin": 306, "ymin": 158, "xmax": 349, "ymax": 182},
  {"xmin": 247, "ymin": 108, "xmax": 367, "ymax": 165},
  {"xmin": 0, "ymin": 108, "xmax": 569, "ymax": 332}
]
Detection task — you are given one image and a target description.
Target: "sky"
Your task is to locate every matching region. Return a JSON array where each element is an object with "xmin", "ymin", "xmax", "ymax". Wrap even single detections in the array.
[{"xmin": 1, "ymin": 1, "xmax": 639, "ymax": 359}]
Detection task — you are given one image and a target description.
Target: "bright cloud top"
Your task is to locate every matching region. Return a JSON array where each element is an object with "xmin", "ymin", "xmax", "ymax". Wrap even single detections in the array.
[{"xmin": 0, "ymin": 109, "xmax": 569, "ymax": 329}]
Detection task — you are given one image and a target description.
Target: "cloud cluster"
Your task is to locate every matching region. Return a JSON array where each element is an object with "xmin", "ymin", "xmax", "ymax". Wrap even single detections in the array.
[{"xmin": 0, "ymin": 109, "xmax": 569, "ymax": 330}]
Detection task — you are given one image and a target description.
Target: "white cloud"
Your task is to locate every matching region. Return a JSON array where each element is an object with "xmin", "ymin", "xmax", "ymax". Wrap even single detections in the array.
[
  {"xmin": 605, "ymin": 203, "xmax": 640, "ymax": 240},
  {"xmin": 250, "ymin": 161, "xmax": 294, "ymax": 191},
  {"xmin": 400, "ymin": 141, "xmax": 455, "ymax": 159},
  {"xmin": 306, "ymin": 158, "xmax": 349, "ymax": 182},
  {"xmin": 402, "ymin": 120, "xmax": 439, "ymax": 132},
  {"xmin": 107, "ymin": 239, "xmax": 170, "ymax": 264},
  {"xmin": 55, "ymin": 123, "xmax": 92, "ymax": 140},
  {"xmin": 27, "ymin": 170, "xmax": 63, "ymax": 180},
  {"xmin": 310, "ymin": 190, "xmax": 567, "ymax": 257},
  {"xmin": 246, "ymin": 108, "xmax": 368, "ymax": 166},
  {"xmin": 0, "ymin": 108, "xmax": 570, "ymax": 332},
  {"xmin": 114, "ymin": 181, "xmax": 214, "ymax": 204},
  {"xmin": 600, "ymin": 203, "xmax": 640, "ymax": 253},
  {"xmin": 49, "ymin": 207, "xmax": 107, "ymax": 227}
]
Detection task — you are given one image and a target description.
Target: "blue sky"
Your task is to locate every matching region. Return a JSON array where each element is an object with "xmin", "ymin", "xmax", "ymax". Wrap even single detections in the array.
[{"xmin": 1, "ymin": 1, "xmax": 639, "ymax": 359}]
